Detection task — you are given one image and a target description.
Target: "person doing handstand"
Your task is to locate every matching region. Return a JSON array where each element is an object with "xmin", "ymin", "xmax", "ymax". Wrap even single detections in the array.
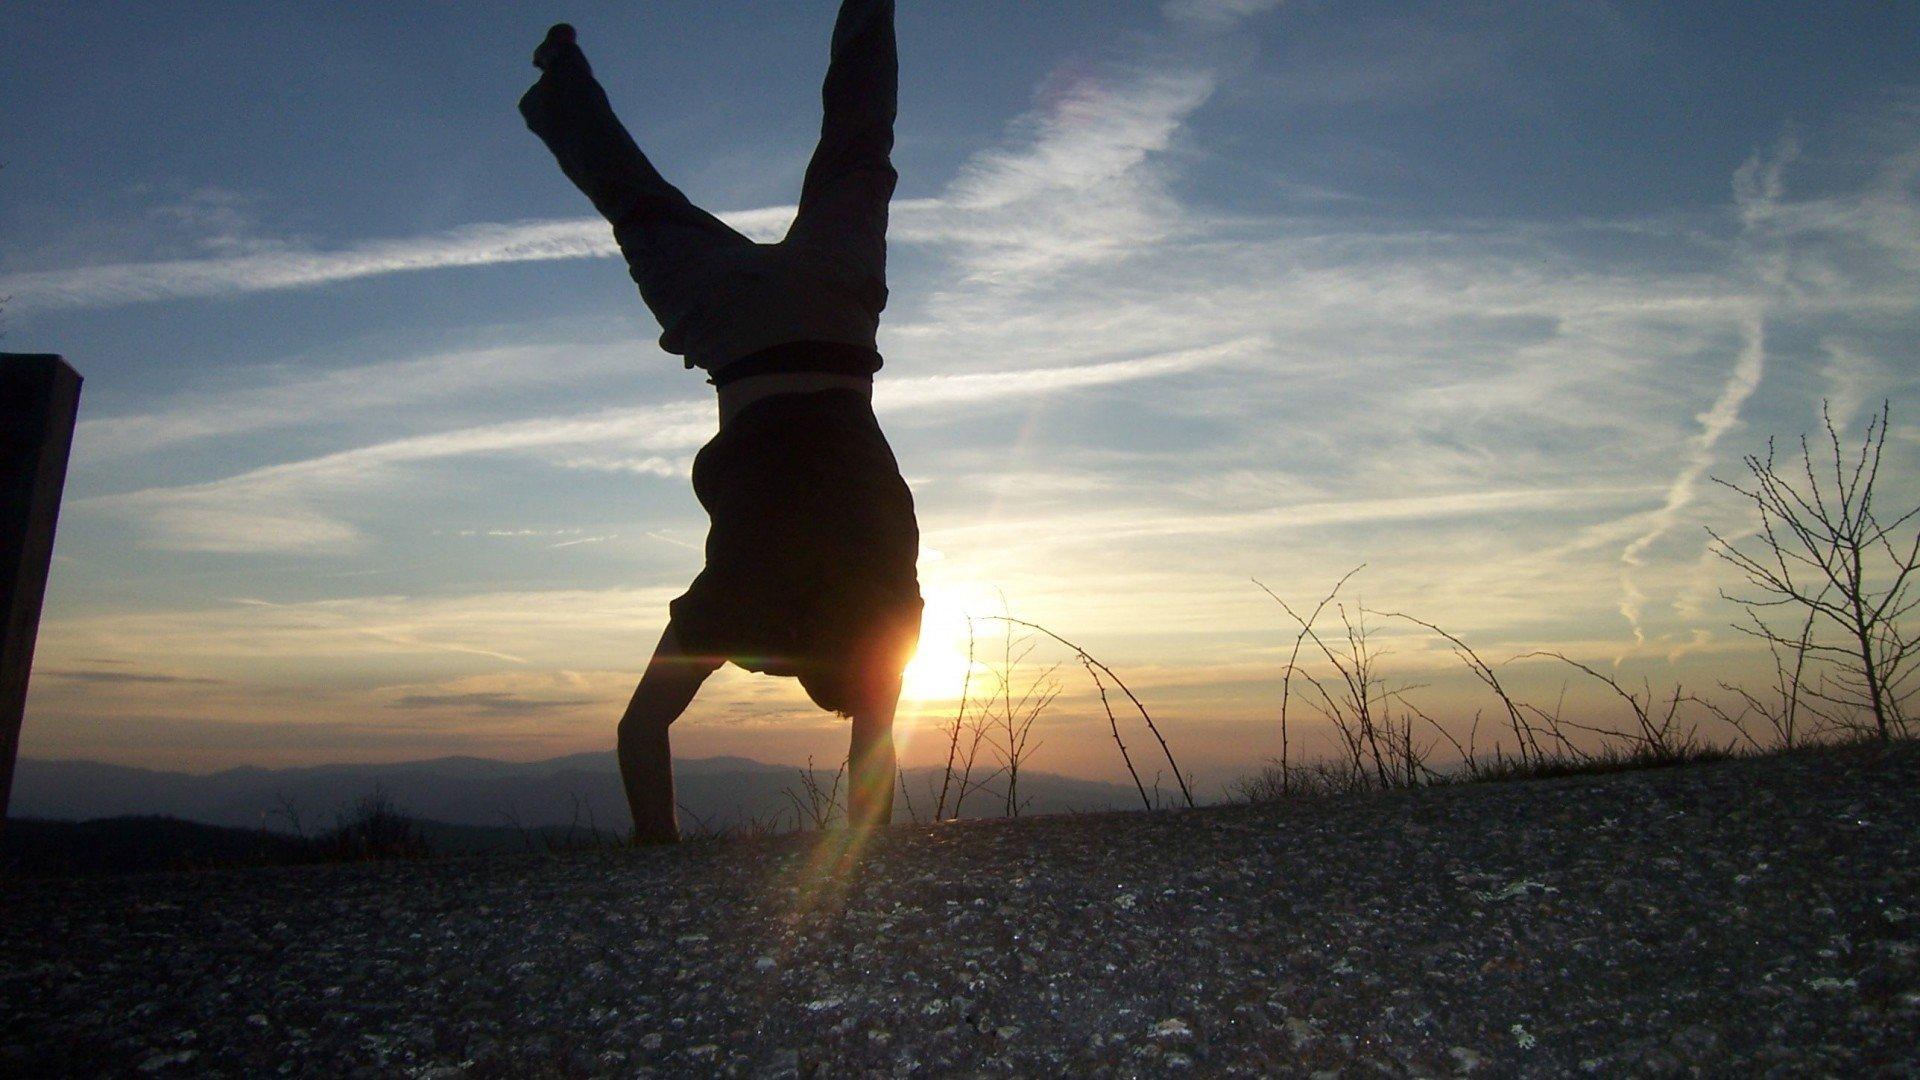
[{"xmin": 519, "ymin": 1, "xmax": 920, "ymax": 843}]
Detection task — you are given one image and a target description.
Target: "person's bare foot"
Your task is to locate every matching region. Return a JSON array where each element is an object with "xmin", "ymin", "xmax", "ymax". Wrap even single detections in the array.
[
  {"xmin": 521, "ymin": 23, "xmax": 586, "ymax": 126},
  {"xmin": 533, "ymin": 23, "xmax": 577, "ymax": 71}
]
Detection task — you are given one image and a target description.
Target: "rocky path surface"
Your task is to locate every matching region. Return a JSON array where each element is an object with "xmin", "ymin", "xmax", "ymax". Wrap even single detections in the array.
[{"xmin": 3, "ymin": 743, "xmax": 1917, "ymax": 1077}]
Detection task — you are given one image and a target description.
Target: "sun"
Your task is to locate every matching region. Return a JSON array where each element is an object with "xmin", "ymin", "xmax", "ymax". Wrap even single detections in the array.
[
  {"xmin": 898, "ymin": 596, "xmax": 979, "ymax": 703},
  {"xmin": 900, "ymin": 639, "xmax": 973, "ymax": 702}
]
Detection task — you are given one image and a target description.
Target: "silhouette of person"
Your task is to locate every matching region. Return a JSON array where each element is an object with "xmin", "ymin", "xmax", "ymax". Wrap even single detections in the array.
[{"xmin": 520, "ymin": 1, "xmax": 920, "ymax": 843}]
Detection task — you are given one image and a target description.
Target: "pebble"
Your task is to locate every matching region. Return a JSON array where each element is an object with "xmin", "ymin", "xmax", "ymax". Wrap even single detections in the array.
[{"xmin": 1150, "ymin": 1018, "xmax": 1192, "ymax": 1040}]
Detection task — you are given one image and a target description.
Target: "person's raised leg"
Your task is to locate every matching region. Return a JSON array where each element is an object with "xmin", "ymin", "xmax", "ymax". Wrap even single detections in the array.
[
  {"xmin": 617, "ymin": 622, "xmax": 722, "ymax": 843},
  {"xmin": 845, "ymin": 674, "xmax": 901, "ymax": 831},
  {"xmin": 784, "ymin": 0, "xmax": 897, "ymax": 297},
  {"xmin": 518, "ymin": 24, "xmax": 749, "ymax": 295}
]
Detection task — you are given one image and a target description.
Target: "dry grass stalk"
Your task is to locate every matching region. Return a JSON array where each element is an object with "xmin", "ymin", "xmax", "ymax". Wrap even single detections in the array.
[
  {"xmin": 1518, "ymin": 653, "xmax": 1706, "ymax": 762},
  {"xmin": 1255, "ymin": 565, "xmax": 1363, "ymax": 794},
  {"xmin": 932, "ymin": 617, "xmax": 977, "ymax": 821},
  {"xmin": 982, "ymin": 615, "xmax": 1195, "ymax": 809}
]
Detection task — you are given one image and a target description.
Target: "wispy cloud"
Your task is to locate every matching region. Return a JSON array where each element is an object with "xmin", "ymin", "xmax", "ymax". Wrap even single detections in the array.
[
  {"xmin": 3, "ymin": 218, "xmax": 606, "ymax": 312},
  {"xmin": 882, "ymin": 338, "xmax": 1261, "ymax": 407},
  {"xmin": 87, "ymin": 397, "xmax": 710, "ymax": 551},
  {"xmin": 76, "ymin": 339, "xmax": 643, "ymax": 461},
  {"xmin": 0, "ymin": 205, "xmax": 813, "ymax": 313},
  {"xmin": 1162, "ymin": 0, "xmax": 1284, "ymax": 32},
  {"xmin": 37, "ymin": 588, "xmax": 682, "ymax": 672},
  {"xmin": 42, "ymin": 669, "xmax": 227, "ymax": 686},
  {"xmin": 88, "ymin": 343, "xmax": 1253, "ymax": 552},
  {"xmin": 1818, "ymin": 339, "xmax": 1883, "ymax": 430},
  {"xmin": 1616, "ymin": 307, "xmax": 1768, "ymax": 639},
  {"xmin": 1607, "ymin": 123, "xmax": 1920, "ymax": 642},
  {"xmin": 4, "ymin": 16, "xmax": 1234, "ymax": 312},
  {"xmin": 910, "ymin": 67, "xmax": 1217, "ymax": 280},
  {"xmin": 932, "ymin": 482, "xmax": 1661, "ymax": 546},
  {"xmin": 390, "ymin": 691, "xmax": 592, "ymax": 715}
]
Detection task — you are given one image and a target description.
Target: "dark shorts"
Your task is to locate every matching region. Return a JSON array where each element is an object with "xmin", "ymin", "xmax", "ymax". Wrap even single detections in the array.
[{"xmin": 669, "ymin": 389, "xmax": 923, "ymax": 716}]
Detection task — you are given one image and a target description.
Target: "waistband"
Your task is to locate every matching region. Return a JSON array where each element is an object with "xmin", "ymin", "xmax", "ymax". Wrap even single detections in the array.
[{"xmin": 707, "ymin": 340, "xmax": 883, "ymax": 387}]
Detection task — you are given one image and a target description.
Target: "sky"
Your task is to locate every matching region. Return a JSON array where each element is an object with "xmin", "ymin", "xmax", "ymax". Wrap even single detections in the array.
[{"xmin": 5, "ymin": 1, "xmax": 1918, "ymax": 793}]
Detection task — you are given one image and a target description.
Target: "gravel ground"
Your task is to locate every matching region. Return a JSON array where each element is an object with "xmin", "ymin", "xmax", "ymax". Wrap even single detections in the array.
[{"xmin": 3, "ymin": 742, "xmax": 1917, "ymax": 1078}]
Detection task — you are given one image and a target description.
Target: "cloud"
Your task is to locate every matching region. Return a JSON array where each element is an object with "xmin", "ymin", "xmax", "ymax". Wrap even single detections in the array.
[
  {"xmin": 90, "ymin": 344, "xmax": 1254, "ymax": 552},
  {"xmin": 76, "ymin": 339, "xmax": 645, "ymax": 461},
  {"xmin": 390, "ymin": 691, "xmax": 593, "ymax": 715},
  {"xmin": 2, "ymin": 218, "xmax": 603, "ymax": 312},
  {"xmin": 1162, "ymin": 0, "xmax": 1283, "ymax": 31},
  {"xmin": 1817, "ymin": 339, "xmax": 1882, "ymax": 431},
  {"xmin": 41, "ymin": 669, "xmax": 227, "ymax": 686},
  {"xmin": 87, "ymin": 398, "xmax": 711, "ymax": 551},
  {"xmin": 1604, "ymin": 119, "xmax": 1920, "ymax": 641},
  {"xmin": 149, "ymin": 186, "xmax": 277, "ymax": 257},
  {"xmin": 1616, "ymin": 308, "xmax": 1767, "ymax": 637},
  {"xmin": 903, "ymin": 67, "xmax": 1217, "ymax": 280},
  {"xmin": 36, "ymin": 588, "xmax": 684, "ymax": 674},
  {"xmin": 555, "ymin": 455, "xmax": 687, "ymax": 478},
  {"xmin": 6, "ymin": 19, "xmax": 1229, "ymax": 309},
  {"xmin": 0, "ymin": 205, "xmax": 812, "ymax": 313},
  {"xmin": 930, "ymin": 482, "xmax": 1661, "ymax": 547},
  {"xmin": 883, "ymin": 338, "xmax": 1261, "ymax": 408}
]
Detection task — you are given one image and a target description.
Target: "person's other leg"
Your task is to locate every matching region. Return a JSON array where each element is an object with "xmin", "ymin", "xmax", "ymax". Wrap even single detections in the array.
[
  {"xmin": 518, "ymin": 26, "xmax": 750, "ymax": 292},
  {"xmin": 617, "ymin": 623, "xmax": 722, "ymax": 843},
  {"xmin": 845, "ymin": 674, "xmax": 901, "ymax": 831},
  {"xmin": 784, "ymin": 0, "xmax": 897, "ymax": 301}
]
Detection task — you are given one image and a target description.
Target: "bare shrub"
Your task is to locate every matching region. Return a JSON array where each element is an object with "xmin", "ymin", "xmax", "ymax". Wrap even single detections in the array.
[
  {"xmin": 929, "ymin": 609, "xmax": 1193, "ymax": 818},
  {"xmin": 934, "ymin": 617, "xmax": 1061, "ymax": 819},
  {"xmin": 1698, "ymin": 608, "xmax": 1826, "ymax": 751},
  {"xmin": 316, "ymin": 787, "xmax": 426, "ymax": 861},
  {"xmin": 1372, "ymin": 608, "xmax": 1574, "ymax": 769},
  {"xmin": 1518, "ymin": 653, "xmax": 1715, "ymax": 763},
  {"xmin": 783, "ymin": 756, "xmax": 846, "ymax": 830},
  {"xmin": 895, "ymin": 767, "xmax": 921, "ymax": 824},
  {"xmin": 1231, "ymin": 757, "xmax": 1371, "ymax": 802},
  {"xmin": 976, "ymin": 619, "xmax": 1062, "ymax": 817},
  {"xmin": 1255, "ymin": 566, "xmax": 1362, "ymax": 796},
  {"xmin": 1236, "ymin": 403, "xmax": 1915, "ymax": 800},
  {"xmin": 553, "ymin": 791, "xmax": 617, "ymax": 850},
  {"xmin": 725, "ymin": 814, "xmax": 793, "ymax": 841},
  {"xmin": 1246, "ymin": 570, "xmax": 1744, "ymax": 801},
  {"xmin": 983, "ymin": 616, "xmax": 1194, "ymax": 810},
  {"xmin": 1258, "ymin": 571, "xmax": 1442, "ymax": 791},
  {"xmin": 271, "ymin": 791, "xmax": 308, "ymax": 838},
  {"xmin": 933, "ymin": 617, "xmax": 1008, "ymax": 821},
  {"xmin": 1709, "ymin": 400, "xmax": 1918, "ymax": 739}
]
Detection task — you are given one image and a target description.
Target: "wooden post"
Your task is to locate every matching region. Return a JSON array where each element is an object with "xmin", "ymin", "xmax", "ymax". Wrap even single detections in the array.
[{"xmin": 1, "ymin": 354, "xmax": 82, "ymax": 821}]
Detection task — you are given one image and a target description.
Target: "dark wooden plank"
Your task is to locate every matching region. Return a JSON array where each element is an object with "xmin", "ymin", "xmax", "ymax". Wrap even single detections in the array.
[{"xmin": 1, "ymin": 353, "xmax": 82, "ymax": 821}]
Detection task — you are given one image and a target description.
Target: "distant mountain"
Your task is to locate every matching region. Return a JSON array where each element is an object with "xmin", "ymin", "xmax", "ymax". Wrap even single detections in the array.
[{"xmin": 10, "ymin": 753, "xmax": 1141, "ymax": 837}]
